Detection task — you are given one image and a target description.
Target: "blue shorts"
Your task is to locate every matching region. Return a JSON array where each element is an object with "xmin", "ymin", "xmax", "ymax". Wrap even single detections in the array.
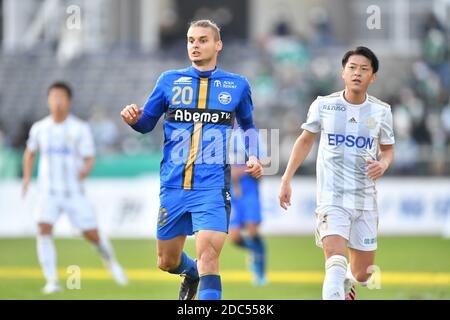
[
  {"xmin": 230, "ymin": 177, "xmax": 262, "ymax": 228},
  {"xmin": 157, "ymin": 186, "xmax": 231, "ymax": 240}
]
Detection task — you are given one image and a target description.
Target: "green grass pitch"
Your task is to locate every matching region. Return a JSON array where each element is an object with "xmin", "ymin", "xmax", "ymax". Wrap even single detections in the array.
[{"xmin": 1, "ymin": 236, "xmax": 450, "ymax": 300}]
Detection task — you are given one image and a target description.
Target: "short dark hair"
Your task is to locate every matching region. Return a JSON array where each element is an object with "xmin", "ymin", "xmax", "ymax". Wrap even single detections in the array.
[
  {"xmin": 342, "ymin": 46, "xmax": 379, "ymax": 73},
  {"xmin": 48, "ymin": 81, "xmax": 72, "ymax": 99}
]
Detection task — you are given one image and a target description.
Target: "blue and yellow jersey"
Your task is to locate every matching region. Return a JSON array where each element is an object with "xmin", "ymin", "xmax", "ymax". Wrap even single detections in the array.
[{"xmin": 132, "ymin": 66, "xmax": 256, "ymax": 190}]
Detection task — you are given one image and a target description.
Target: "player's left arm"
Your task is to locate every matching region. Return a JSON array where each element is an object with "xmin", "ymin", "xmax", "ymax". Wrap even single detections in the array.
[
  {"xmin": 79, "ymin": 123, "xmax": 96, "ymax": 180},
  {"xmin": 22, "ymin": 123, "xmax": 39, "ymax": 197},
  {"xmin": 22, "ymin": 148, "xmax": 35, "ymax": 197},
  {"xmin": 235, "ymin": 79, "xmax": 263, "ymax": 179},
  {"xmin": 367, "ymin": 144, "xmax": 394, "ymax": 180},
  {"xmin": 79, "ymin": 156, "xmax": 95, "ymax": 180},
  {"xmin": 368, "ymin": 107, "xmax": 395, "ymax": 180}
]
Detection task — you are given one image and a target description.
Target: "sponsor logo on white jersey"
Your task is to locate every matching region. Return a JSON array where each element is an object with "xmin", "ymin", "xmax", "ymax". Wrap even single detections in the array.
[
  {"xmin": 348, "ymin": 117, "xmax": 358, "ymax": 124},
  {"xmin": 365, "ymin": 117, "xmax": 377, "ymax": 129},
  {"xmin": 321, "ymin": 104, "xmax": 346, "ymax": 111}
]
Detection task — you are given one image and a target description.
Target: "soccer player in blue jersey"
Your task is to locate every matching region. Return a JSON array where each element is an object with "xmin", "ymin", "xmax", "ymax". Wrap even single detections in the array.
[{"xmin": 120, "ymin": 20, "xmax": 263, "ymax": 300}]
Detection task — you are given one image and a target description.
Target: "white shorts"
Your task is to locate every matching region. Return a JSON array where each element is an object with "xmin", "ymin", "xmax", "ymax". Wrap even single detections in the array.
[
  {"xmin": 314, "ymin": 205, "xmax": 378, "ymax": 251},
  {"xmin": 34, "ymin": 193, "xmax": 98, "ymax": 231}
]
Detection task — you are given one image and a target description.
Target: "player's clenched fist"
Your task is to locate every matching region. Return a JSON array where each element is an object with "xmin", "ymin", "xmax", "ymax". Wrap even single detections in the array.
[
  {"xmin": 120, "ymin": 104, "xmax": 143, "ymax": 125},
  {"xmin": 245, "ymin": 155, "xmax": 263, "ymax": 179}
]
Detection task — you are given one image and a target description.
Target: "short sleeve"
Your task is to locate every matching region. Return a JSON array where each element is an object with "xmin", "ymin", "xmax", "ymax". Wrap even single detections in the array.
[
  {"xmin": 142, "ymin": 73, "xmax": 168, "ymax": 118},
  {"xmin": 301, "ymin": 99, "xmax": 321, "ymax": 133},
  {"xmin": 379, "ymin": 108, "xmax": 395, "ymax": 145},
  {"xmin": 79, "ymin": 123, "xmax": 96, "ymax": 157},
  {"xmin": 26, "ymin": 123, "xmax": 39, "ymax": 152}
]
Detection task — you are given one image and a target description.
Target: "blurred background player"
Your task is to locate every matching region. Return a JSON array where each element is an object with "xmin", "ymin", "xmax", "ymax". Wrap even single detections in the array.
[
  {"xmin": 229, "ymin": 167, "xmax": 267, "ymax": 286},
  {"xmin": 22, "ymin": 82, "xmax": 128, "ymax": 294},
  {"xmin": 229, "ymin": 126, "xmax": 267, "ymax": 286},
  {"xmin": 120, "ymin": 20, "xmax": 263, "ymax": 300},
  {"xmin": 279, "ymin": 47, "xmax": 395, "ymax": 300}
]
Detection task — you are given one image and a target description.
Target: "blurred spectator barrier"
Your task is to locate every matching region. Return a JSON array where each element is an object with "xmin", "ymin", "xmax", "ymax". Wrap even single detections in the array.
[{"xmin": 1, "ymin": 177, "xmax": 449, "ymax": 237}]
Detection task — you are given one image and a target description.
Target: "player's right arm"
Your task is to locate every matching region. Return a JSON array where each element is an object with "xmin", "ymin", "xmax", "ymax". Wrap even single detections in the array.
[
  {"xmin": 22, "ymin": 123, "xmax": 39, "ymax": 197},
  {"xmin": 279, "ymin": 99, "xmax": 321, "ymax": 210},
  {"xmin": 279, "ymin": 130, "xmax": 317, "ymax": 210},
  {"xmin": 22, "ymin": 148, "xmax": 35, "ymax": 197},
  {"xmin": 120, "ymin": 73, "xmax": 168, "ymax": 133}
]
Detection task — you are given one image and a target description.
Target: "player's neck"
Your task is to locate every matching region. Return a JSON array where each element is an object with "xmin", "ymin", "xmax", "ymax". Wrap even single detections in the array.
[
  {"xmin": 52, "ymin": 113, "xmax": 69, "ymax": 123},
  {"xmin": 343, "ymin": 89, "xmax": 367, "ymax": 105},
  {"xmin": 191, "ymin": 60, "xmax": 217, "ymax": 72}
]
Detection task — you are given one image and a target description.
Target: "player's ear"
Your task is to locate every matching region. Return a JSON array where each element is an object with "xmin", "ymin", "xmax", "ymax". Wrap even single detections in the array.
[
  {"xmin": 216, "ymin": 40, "xmax": 223, "ymax": 52},
  {"xmin": 370, "ymin": 72, "xmax": 377, "ymax": 83},
  {"xmin": 341, "ymin": 68, "xmax": 345, "ymax": 80}
]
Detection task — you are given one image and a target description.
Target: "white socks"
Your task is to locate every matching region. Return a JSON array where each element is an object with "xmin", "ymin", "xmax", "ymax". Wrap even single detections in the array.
[
  {"xmin": 93, "ymin": 237, "xmax": 116, "ymax": 265},
  {"xmin": 323, "ymin": 255, "xmax": 347, "ymax": 300},
  {"xmin": 37, "ymin": 235, "xmax": 58, "ymax": 283}
]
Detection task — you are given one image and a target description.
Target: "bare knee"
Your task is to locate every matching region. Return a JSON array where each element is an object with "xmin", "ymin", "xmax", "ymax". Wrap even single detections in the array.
[
  {"xmin": 156, "ymin": 236, "xmax": 186, "ymax": 272},
  {"xmin": 157, "ymin": 254, "xmax": 181, "ymax": 272},
  {"xmin": 83, "ymin": 229, "xmax": 100, "ymax": 243},
  {"xmin": 348, "ymin": 249, "xmax": 375, "ymax": 283},
  {"xmin": 38, "ymin": 223, "xmax": 53, "ymax": 235},
  {"xmin": 322, "ymin": 236, "xmax": 347, "ymax": 259},
  {"xmin": 228, "ymin": 228, "xmax": 241, "ymax": 245}
]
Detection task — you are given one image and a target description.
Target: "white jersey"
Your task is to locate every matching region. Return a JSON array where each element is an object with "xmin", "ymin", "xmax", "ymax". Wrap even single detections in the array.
[
  {"xmin": 301, "ymin": 91, "xmax": 395, "ymax": 210},
  {"xmin": 27, "ymin": 115, "xmax": 95, "ymax": 196}
]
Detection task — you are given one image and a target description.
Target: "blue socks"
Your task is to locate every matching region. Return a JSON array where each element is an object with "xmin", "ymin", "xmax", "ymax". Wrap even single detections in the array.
[
  {"xmin": 168, "ymin": 253, "xmax": 222, "ymax": 300},
  {"xmin": 168, "ymin": 251, "xmax": 199, "ymax": 280},
  {"xmin": 237, "ymin": 236, "xmax": 266, "ymax": 278},
  {"xmin": 198, "ymin": 274, "xmax": 222, "ymax": 300}
]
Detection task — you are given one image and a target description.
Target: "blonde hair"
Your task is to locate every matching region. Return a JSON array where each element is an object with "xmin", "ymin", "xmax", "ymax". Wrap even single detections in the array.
[{"xmin": 189, "ymin": 19, "xmax": 221, "ymax": 41}]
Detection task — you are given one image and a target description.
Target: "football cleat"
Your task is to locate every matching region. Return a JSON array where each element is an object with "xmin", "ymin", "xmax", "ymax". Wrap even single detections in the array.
[
  {"xmin": 179, "ymin": 275, "xmax": 200, "ymax": 300},
  {"xmin": 41, "ymin": 281, "xmax": 63, "ymax": 294},
  {"xmin": 345, "ymin": 279, "xmax": 356, "ymax": 300},
  {"xmin": 108, "ymin": 261, "xmax": 129, "ymax": 286}
]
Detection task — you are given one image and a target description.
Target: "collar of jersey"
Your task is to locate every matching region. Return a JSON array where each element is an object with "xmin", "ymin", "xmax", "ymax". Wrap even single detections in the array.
[
  {"xmin": 189, "ymin": 66, "xmax": 218, "ymax": 78},
  {"xmin": 340, "ymin": 90, "xmax": 369, "ymax": 107},
  {"xmin": 48, "ymin": 114, "xmax": 71, "ymax": 125}
]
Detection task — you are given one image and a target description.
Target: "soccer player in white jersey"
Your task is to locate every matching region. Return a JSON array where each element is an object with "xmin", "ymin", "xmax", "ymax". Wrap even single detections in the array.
[
  {"xmin": 22, "ymin": 82, "xmax": 128, "ymax": 294},
  {"xmin": 279, "ymin": 47, "xmax": 395, "ymax": 300}
]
